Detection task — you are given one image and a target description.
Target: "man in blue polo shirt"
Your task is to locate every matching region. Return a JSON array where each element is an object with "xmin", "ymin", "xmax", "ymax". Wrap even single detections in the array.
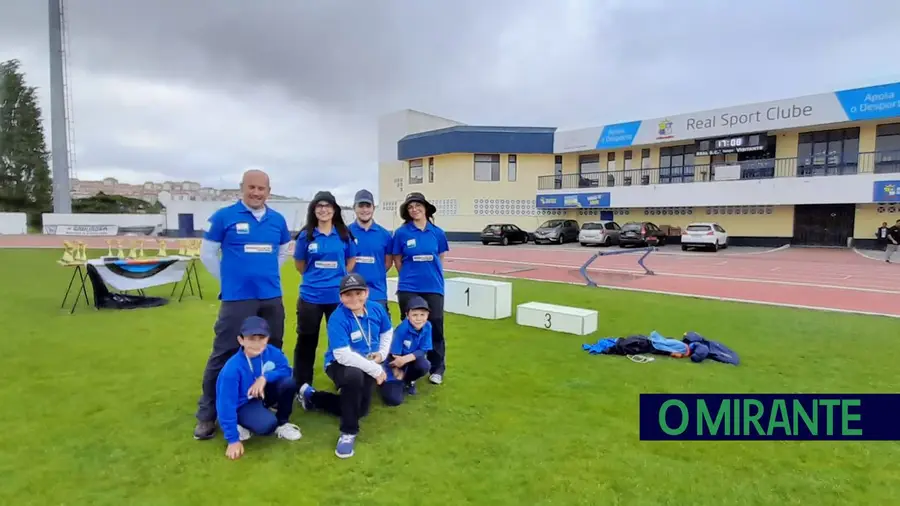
[
  {"xmin": 193, "ymin": 169, "xmax": 293, "ymax": 441},
  {"xmin": 348, "ymin": 189, "xmax": 394, "ymax": 317}
]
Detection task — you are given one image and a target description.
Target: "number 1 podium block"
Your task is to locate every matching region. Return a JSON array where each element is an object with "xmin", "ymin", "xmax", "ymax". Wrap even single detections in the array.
[
  {"xmin": 444, "ymin": 277, "xmax": 512, "ymax": 320},
  {"xmin": 387, "ymin": 277, "xmax": 398, "ymax": 303},
  {"xmin": 516, "ymin": 302, "xmax": 598, "ymax": 335}
]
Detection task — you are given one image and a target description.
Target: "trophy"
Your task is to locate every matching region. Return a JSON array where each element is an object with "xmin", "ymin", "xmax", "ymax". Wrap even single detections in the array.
[
  {"xmin": 106, "ymin": 240, "xmax": 114, "ymax": 257},
  {"xmin": 178, "ymin": 240, "xmax": 187, "ymax": 256},
  {"xmin": 157, "ymin": 239, "xmax": 168, "ymax": 257},
  {"xmin": 189, "ymin": 239, "xmax": 201, "ymax": 257},
  {"xmin": 61, "ymin": 241, "xmax": 76, "ymax": 264},
  {"xmin": 74, "ymin": 241, "xmax": 87, "ymax": 262},
  {"xmin": 136, "ymin": 239, "xmax": 145, "ymax": 258},
  {"xmin": 115, "ymin": 240, "xmax": 126, "ymax": 258},
  {"xmin": 127, "ymin": 241, "xmax": 137, "ymax": 259}
]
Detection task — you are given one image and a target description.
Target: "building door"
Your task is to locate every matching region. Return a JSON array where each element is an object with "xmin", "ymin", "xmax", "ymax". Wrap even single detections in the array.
[
  {"xmin": 177, "ymin": 213, "xmax": 195, "ymax": 237},
  {"xmin": 791, "ymin": 204, "xmax": 856, "ymax": 247}
]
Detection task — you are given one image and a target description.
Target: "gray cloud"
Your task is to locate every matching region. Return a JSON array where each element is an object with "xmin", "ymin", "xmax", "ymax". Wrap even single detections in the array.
[{"xmin": 2, "ymin": 0, "xmax": 900, "ymax": 204}]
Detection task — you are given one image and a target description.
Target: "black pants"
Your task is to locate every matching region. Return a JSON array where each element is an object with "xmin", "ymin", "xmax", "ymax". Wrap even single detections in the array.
[
  {"xmin": 397, "ymin": 291, "xmax": 445, "ymax": 376},
  {"xmin": 293, "ymin": 299, "xmax": 339, "ymax": 386},
  {"xmin": 380, "ymin": 356, "xmax": 430, "ymax": 406},
  {"xmin": 196, "ymin": 297, "xmax": 285, "ymax": 422},
  {"xmin": 310, "ymin": 363, "xmax": 376, "ymax": 435}
]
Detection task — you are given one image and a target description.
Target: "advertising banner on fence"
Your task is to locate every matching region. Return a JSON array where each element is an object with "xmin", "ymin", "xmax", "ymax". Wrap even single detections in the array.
[
  {"xmin": 43, "ymin": 225, "xmax": 119, "ymax": 236},
  {"xmin": 536, "ymin": 192, "xmax": 611, "ymax": 209}
]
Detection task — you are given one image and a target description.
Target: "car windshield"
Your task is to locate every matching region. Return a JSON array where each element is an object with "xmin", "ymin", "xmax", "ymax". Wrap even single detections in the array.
[
  {"xmin": 582, "ymin": 223, "xmax": 604, "ymax": 230},
  {"xmin": 484, "ymin": 225, "xmax": 502, "ymax": 232},
  {"xmin": 687, "ymin": 224, "xmax": 712, "ymax": 232},
  {"xmin": 539, "ymin": 220, "xmax": 565, "ymax": 228},
  {"xmin": 622, "ymin": 223, "xmax": 642, "ymax": 231}
]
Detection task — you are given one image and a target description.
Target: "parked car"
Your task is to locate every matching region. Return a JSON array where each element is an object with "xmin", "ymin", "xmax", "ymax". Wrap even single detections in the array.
[
  {"xmin": 533, "ymin": 219, "xmax": 580, "ymax": 244},
  {"xmin": 480, "ymin": 223, "xmax": 529, "ymax": 246},
  {"xmin": 619, "ymin": 221, "xmax": 667, "ymax": 247},
  {"xmin": 579, "ymin": 221, "xmax": 621, "ymax": 247},
  {"xmin": 681, "ymin": 222, "xmax": 729, "ymax": 251}
]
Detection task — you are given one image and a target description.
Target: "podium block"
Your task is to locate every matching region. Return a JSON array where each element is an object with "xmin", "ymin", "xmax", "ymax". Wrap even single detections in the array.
[
  {"xmin": 387, "ymin": 277, "xmax": 398, "ymax": 303},
  {"xmin": 516, "ymin": 302, "xmax": 597, "ymax": 335},
  {"xmin": 444, "ymin": 277, "xmax": 512, "ymax": 320}
]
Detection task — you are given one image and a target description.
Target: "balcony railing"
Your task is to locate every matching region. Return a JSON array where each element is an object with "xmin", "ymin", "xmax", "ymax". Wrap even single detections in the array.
[{"xmin": 537, "ymin": 150, "xmax": 900, "ymax": 190}]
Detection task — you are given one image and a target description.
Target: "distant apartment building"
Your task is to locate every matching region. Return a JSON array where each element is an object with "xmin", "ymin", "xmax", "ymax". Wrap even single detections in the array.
[{"xmin": 70, "ymin": 177, "xmax": 297, "ymax": 204}]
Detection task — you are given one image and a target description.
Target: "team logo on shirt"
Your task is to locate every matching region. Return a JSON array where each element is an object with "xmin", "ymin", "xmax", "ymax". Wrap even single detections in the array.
[
  {"xmin": 314, "ymin": 261, "xmax": 338, "ymax": 269},
  {"xmin": 236, "ymin": 222, "xmax": 250, "ymax": 234},
  {"xmin": 244, "ymin": 244, "xmax": 273, "ymax": 253},
  {"xmin": 403, "ymin": 340, "xmax": 412, "ymax": 348},
  {"xmin": 308, "ymin": 243, "xmax": 318, "ymax": 252},
  {"xmin": 412, "ymin": 254, "xmax": 434, "ymax": 262},
  {"xmin": 350, "ymin": 330, "xmax": 363, "ymax": 342},
  {"xmin": 262, "ymin": 361, "xmax": 275, "ymax": 373},
  {"xmin": 406, "ymin": 239, "xmax": 416, "ymax": 248},
  {"xmin": 355, "ymin": 256, "xmax": 375, "ymax": 264}
]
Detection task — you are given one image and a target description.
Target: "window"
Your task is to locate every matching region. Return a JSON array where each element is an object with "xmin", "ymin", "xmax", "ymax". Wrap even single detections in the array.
[
  {"xmin": 579, "ymin": 154, "xmax": 601, "ymax": 173},
  {"xmin": 641, "ymin": 149, "xmax": 651, "ymax": 169},
  {"xmin": 607, "ymin": 152, "xmax": 616, "ymax": 171},
  {"xmin": 581, "ymin": 222, "xmax": 605, "ymax": 230},
  {"xmin": 409, "ymin": 159, "xmax": 423, "ymax": 184},
  {"xmin": 554, "ymin": 155, "xmax": 563, "ymax": 189},
  {"xmin": 428, "ymin": 157, "xmax": 434, "ymax": 183},
  {"xmin": 658, "ymin": 145, "xmax": 696, "ymax": 184},
  {"xmin": 507, "ymin": 154, "xmax": 517, "ymax": 181},
  {"xmin": 875, "ymin": 123, "xmax": 900, "ymax": 173},
  {"xmin": 624, "ymin": 150, "xmax": 633, "ymax": 171},
  {"xmin": 797, "ymin": 128, "xmax": 859, "ymax": 176},
  {"xmin": 604, "ymin": 222, "xmax": 620, "ymax": 231},
  {"xmin": 473, "ymin": 154, "xmax": 501, "ymax": 181}
]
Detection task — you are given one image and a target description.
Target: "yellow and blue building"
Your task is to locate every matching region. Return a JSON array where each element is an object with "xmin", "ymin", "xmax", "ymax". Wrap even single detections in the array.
[{"xmin": 376, "ymin": 82, "xmax": 900, "ymax": 248}]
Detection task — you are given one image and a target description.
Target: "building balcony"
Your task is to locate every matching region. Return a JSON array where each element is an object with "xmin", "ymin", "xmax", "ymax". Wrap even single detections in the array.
[{"xmin": 537, "ymin": 150, "xmax": 900, "ymax": 190}]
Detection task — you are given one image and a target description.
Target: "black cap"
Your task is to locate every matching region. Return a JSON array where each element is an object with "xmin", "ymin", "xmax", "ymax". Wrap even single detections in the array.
[
  {"xmin": 240, "ymin": 316, "xmax": 270, "ymax": 337},
  {"xmin": 354, "ymin": 189, "xmax": 374, "ymax": 206},
  {"xmin": 312, "ymin": 190, "xmax": 337, "ymax": 207},
  {"xmin": 339, "ymin": 273, "xmax": 368, "ymax": 294},
  {"xmin": 400, "ymin": 192, "xmax": 437, "ymax": 220},
  {"xmin": 406, "ymin": 296, "xmax": 430, "ymax": 312}
]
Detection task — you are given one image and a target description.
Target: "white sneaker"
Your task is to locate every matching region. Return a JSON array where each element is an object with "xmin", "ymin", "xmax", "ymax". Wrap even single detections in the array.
[
  {"xmin": 429, "ymin": 373, "xmax": 443, "ymax": 385},
  {"xmin": 237, "ymin": 425, "xmax": 252, "ymax": 441},
  {"xmin": 275, "ymin": 422, "xmax": 302, "ymax": 441}
]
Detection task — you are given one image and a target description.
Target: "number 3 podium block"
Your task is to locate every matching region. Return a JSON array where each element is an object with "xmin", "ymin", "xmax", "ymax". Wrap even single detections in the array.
[
  {"xmin": 516, "ymin": 302, "xmax": 598, "ymax": 335},
  {"xmin": 444, "ymin": 277, "xmax": 512, "ymax": 320}
]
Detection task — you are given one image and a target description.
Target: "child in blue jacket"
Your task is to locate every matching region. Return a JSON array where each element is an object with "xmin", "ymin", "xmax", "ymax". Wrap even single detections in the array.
[
  {"xmin": 215, "ymin": 316, "xmax": 302, "ymax": 460},
  {"xmin": 380, "ymin": 295, "xmax": 433, "ymax": 406}
]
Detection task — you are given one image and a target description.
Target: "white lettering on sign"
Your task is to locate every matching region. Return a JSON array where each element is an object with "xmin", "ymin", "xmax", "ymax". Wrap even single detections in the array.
[
  {"xmin": 314, "ymin": 260, "xmax": 338, "ymax": 269},
  {"xmin": 412, "ymin": 255, "xmax": 434, "ymax": 262},
  {"xmin": 244, "ymin": 244, "xmax": 273, "ymax": 253},
  {"xmin": 355, "ymin": 256, "xmax": 376, "ymax": 264},
  {"xmin": 685, "ymin": 104, "xmax": 814, "ymax": 132},
  {"xmin": 43, "ymin": 225, "xmax": 119, "ymax": 236}
]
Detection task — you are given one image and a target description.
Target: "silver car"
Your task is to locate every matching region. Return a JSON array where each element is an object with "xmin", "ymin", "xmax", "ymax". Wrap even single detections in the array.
[{"xmin": 579, "ymin": 220, "xmax": 621, "ymax": 247}]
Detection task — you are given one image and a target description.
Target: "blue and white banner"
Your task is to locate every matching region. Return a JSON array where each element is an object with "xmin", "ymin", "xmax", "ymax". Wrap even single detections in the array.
[
  {"xmin": 555, "ymin": 81, "xmax": 900, "ymax": 152},
  {"xmin": 536, "ymin": 192, "xmax": 611, "ymax": 209},
  {"xmin": 87, "ymin": 256, "xmax": 190, "ymax": 291},
  {"xmin": 873, "ymin": 180, "xmax": 900, "ymax": 203}
]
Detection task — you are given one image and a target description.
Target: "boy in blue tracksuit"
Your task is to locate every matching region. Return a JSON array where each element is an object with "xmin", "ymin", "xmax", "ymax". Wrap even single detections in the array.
[
  {"xmin": 380, "ymin": 296, "xmax": 433, "ymax": 406},
  {"xmin": 215, "ymin": 316, "xmax": 302, "ymax": 460}
]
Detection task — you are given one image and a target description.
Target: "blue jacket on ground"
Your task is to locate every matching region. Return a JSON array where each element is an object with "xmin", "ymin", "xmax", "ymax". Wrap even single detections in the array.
[
  {"xmin": 683, "ymin": 331, "xmax": 740, "ymax": 365},
  {"xmin": 215, "ymin": 345, "xmax": 292, "ymax": 443}
]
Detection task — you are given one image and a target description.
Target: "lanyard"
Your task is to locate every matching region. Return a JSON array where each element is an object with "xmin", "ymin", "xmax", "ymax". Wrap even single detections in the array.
[
  {"xmin": 351, "ymin": 309, "xmax": 373, "ymax": 353},
  {"xmin": 245, "ymin": 351, "xmax": 260, "ymax": 379}
]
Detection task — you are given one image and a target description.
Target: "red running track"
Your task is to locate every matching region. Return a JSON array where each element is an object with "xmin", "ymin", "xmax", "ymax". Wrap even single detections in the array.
[
  {"xmin": 443, "ymin": 244, "xmax": 900, "ymax": 318},
  {"xmin": 2, "ymin": 235, "xmax": 898, "ymax": 317}
]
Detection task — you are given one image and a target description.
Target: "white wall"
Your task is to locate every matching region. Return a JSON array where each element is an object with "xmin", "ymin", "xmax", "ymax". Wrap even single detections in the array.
[
  {"xmin": 0, "ymin": 213, "xmax": 27, "ymax": 234},
  {"xmin": 42, "ymin": 213, "xmax": 164, "ymax": 229},
  {"xmin": 377, "ymin": 109, "xmax": 463, "ymax": 164},
  {"xmin": 537, "ymin": 173, "xmax": 896, "ymax": 208}
]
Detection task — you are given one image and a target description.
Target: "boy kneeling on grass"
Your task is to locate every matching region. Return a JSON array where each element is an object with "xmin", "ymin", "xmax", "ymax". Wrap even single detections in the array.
[
  {"xmin": 380, "ymin": 296, "xmax": 433, "ymax": 406},
  {"xmin": 297, "ymin": 273, "xmax": 393, "ymax": 459},
  {"xmin": 215, "ymin": 316, "xmax": 303, "ymax": 460}
]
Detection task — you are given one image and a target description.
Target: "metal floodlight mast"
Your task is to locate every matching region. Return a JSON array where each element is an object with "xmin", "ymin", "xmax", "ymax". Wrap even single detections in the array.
[{"xmin": 48, "ymin": 0, "xmax": 72, "ymax": 213}]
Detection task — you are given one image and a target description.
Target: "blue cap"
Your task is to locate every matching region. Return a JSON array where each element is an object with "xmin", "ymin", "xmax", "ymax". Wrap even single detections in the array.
[
  {"xmin": 240, "ymin": 316, "xmax": 270, "ymax": 338},
  {"xmin": 354, "ymin": 189, "xmax": 374, "ymax": 206},
  {"xmin": 406, "ymin": 296, "xmax": 430, "ymax": 312}
]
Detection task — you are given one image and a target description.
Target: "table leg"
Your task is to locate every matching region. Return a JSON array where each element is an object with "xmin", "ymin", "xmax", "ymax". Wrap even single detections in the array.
[
  {"xmin": 191, "ymin": 260, "xmax": 203, "ymax": 299},
  {"xmin": 78, "ymin": 265, "xmax": 92, "ymax": 308},
  {"xmin": 60, "ymin": 267, "xmax": 79, "ymax": 309}
]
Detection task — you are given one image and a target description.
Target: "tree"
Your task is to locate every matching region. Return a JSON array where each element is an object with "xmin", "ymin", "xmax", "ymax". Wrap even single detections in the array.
[
  {"xmin": 73, "ymin": 192, "xmax": 164, "ymax": 214},
  {"xmin": 0, "ymin": 59, "xmax": 53, "ymax": 222}
]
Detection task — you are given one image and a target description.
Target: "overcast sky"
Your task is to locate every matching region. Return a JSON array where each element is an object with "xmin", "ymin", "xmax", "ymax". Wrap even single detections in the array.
[{"xmin": 2, "ymin": 0, "xmax": 900, "ymax": 203}]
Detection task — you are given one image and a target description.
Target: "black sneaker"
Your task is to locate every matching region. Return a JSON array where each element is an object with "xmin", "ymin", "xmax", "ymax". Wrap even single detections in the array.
[{"xmin": 193, "ymin": 420, "xmax": 217, "ymax": 440}]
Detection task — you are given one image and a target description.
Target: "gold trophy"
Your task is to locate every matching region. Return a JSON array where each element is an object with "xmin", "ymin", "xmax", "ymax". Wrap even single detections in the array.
[
  {"xmin": 178, "ymin": 240, "xmax": 187, "ymax": 256},
  {"xmin": 189, "ymin": 239, "xmax": 201, "ymax": 257},
  {"xmin": 106, "ymin": 240, "xmax": 114, "ymax": 257},
  {"xmin": 115, "ymin": 240, "xmax": 126, "ymax": 258},
  {"xmin": 136, "ymin": 239, "xmax": 145, "ymax": 258},
  {"xmin": 74, "ymin": 241, "xmax": 87, "ymax": 262},
  {"xmin": 60, "ymin": 241, "xmax": 76, "ymax": 264},
  {"xmin": 127, "ymin": 241, "xmax": 137, "ymax": 259},
  {"xmin": 157, "ymin": 239, "xmax": 168, "ymax": 257}
]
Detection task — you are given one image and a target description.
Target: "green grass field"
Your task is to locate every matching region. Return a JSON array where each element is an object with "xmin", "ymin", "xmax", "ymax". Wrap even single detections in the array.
[{"xmin": 1, "ymin": 248, "xmax": 898, "ymax": 506}]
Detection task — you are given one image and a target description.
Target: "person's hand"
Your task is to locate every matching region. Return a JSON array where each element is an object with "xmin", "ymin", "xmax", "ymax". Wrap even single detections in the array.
[
  {"xmin": 247, "ymin": 377, "xmax": 266, "ymax": 399},
  {"xmin": 367, "ymin": 352, "xmax": 384, "ymax": 364},
  {"xmin": 392, "ymin": 366, "xmax": 405, "ymax": 381},
  {"xmin": 375, "ymin": 370, "xmax": 387, "ymax": 385},
  {"xmin": 226, "ymin": 442, "xmax": 244, "ymax": 460},
  {"xmin": 390, "ymin": 355, "xmax": 409, "ymax": 368}
]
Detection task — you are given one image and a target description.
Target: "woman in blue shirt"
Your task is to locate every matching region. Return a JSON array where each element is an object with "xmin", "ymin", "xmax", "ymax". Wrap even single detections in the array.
[
  {"xmin": 292, "ymin": 191, "xmax": 356, "ymax": 388},
  {"xmin": 391, "ymin": 192, "xmax": 449, "ymax": 385}
]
